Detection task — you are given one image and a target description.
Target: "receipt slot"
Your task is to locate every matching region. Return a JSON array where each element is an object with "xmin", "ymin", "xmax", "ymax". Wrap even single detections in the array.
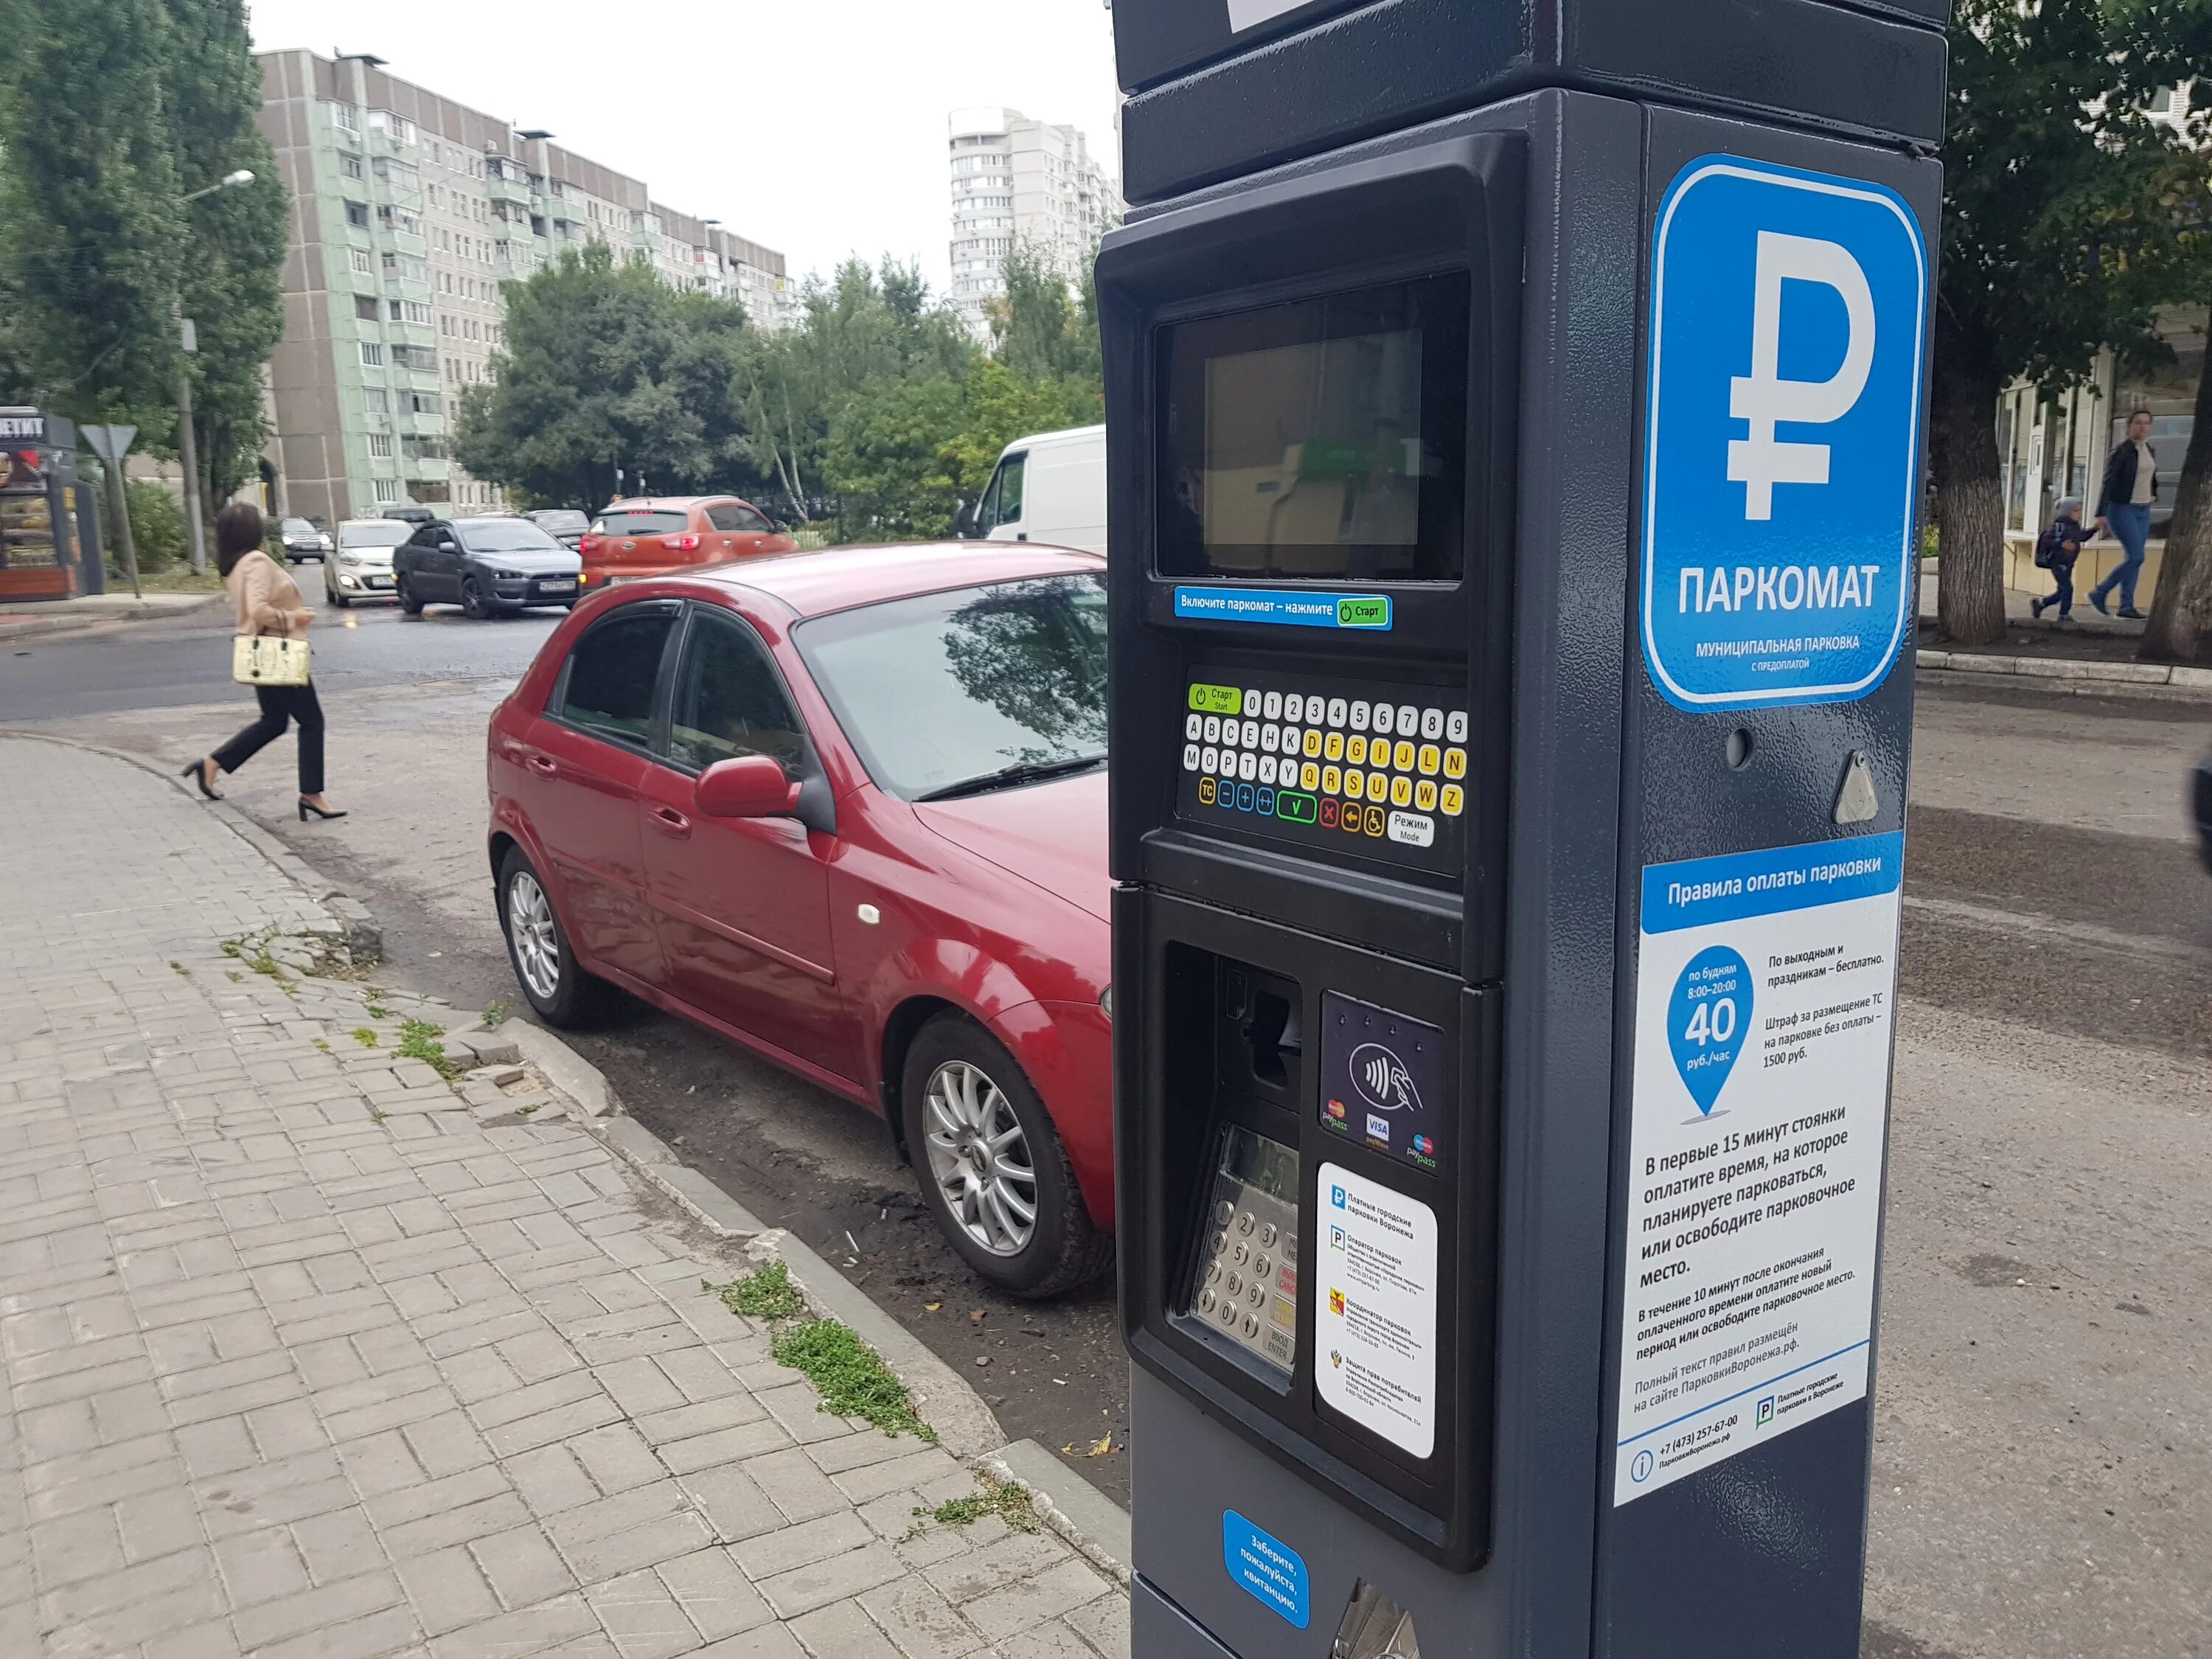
[{"xmin": 1102, "ymin": 2, "xmax": 1944, "ymax": 1657}]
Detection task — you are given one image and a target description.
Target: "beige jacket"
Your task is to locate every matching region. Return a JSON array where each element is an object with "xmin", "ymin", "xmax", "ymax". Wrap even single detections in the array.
[{"xmin": 229, "ymin": 549, "xmax": 316, "ymax": 639}]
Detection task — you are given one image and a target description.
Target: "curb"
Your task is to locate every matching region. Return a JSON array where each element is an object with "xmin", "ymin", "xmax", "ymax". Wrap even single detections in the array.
[
  {"xmin": 8, "ymin": 727, "xmax": 1138, "ymax": 1576},
  {"xmin": 1918, "ymin": 647, "xmax": 2212, "ymax": 698},
  {"xmin": 0, "ymin": 590, "xmax": 226, "ymax": 641}
]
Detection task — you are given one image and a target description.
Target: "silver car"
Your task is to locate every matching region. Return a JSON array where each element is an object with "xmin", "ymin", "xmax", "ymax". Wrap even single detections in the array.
[{"xmin": 324, "ymin": 518, "xmax": 411, "ymax": 607}]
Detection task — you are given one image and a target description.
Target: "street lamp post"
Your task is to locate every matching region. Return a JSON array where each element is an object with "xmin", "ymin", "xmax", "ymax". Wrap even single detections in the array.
[{"xmin": 175, "ymin": 170, "xmax": 255, "ymax": 573}]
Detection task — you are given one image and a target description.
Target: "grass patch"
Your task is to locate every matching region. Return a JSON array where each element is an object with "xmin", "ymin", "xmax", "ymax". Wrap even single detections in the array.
[
  {"xmin": 707, "ymin": 1261, "xmax": 933, "ymax": 1442},
  {"xmin": 771, "ymin": 1319, "xmax": 935, "ymax": 1443},
  {"xmin": 918, "ymin": 1473, "xmax": 1038, "ymax": 1532},
  {"xmin": 313, "ymin": 1038, "xmax": 330, "ymax": 1054},
  {"xmin": 352, "ymin": 1027, "xmax": 379, "ymax": 1047},
  {"xmin": 482, "ymin": 999, "xmax": 511, "ymax": 1027},
  {"xmin": 395, "ymin": 1018, "xmax": 466, "ymax": 1082},
  {"xmin": 709, "ymin": 1260, "xmax": 804, "ymax": 1321}
]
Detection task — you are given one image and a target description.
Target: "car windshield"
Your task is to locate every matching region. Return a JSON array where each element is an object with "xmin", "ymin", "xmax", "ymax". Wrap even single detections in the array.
[
  {"xmin": 537, "ymin": 511, "xmax": 588, "ymax": 532},
  {"xmin": 797, "ymin": 574, "xmax": 1107, "ymax": 801},
  {"xmin": 282, "ymin": 519, "xmax": 316, "ymax": 535},
  {"xmin": 593, "ymin": 509, "xmax": 688, "ymax": 536},
  {"xmin": 340, "ymin": 523, "xmax": 409, "ymax": 549},
  {"xmin": 460, "ymin": 521, "xmax": 564, "ymax": 552}
]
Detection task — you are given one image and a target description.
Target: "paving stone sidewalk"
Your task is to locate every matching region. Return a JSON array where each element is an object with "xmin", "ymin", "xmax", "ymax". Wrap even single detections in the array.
[{"xmin": 0, "ymin": 736, "xmax": 1127, "ymax": 1659}]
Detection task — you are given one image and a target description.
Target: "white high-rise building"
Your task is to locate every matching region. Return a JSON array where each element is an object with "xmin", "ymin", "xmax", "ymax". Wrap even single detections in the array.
[{"xmin": 947, "ymin": 107, "xmax": 1123, "ymax": 342}]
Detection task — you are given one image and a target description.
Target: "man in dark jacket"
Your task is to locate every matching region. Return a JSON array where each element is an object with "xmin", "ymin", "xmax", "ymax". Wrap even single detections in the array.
[{"xmin": 2090, "ymin": 407, "xmax": 2157, "ymax": 619}]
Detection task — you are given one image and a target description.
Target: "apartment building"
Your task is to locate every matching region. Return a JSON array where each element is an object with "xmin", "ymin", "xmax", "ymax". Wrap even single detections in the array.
[
  {"xmin": 256, "ymin": 49, "xmax": 794, "ymax": 524},
  {"xmin": 947, "ymin": 107, "xmax": 1123, "ymax": 342}
]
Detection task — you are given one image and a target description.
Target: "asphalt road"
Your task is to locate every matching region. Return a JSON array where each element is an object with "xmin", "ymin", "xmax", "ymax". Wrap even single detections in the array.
[{"xmin": 6, "ymin": 597, "xmax": 2208, "ymax": 1658}]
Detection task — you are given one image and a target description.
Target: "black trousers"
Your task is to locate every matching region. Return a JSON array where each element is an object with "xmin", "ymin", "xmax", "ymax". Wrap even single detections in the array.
[{"xmin": 212, "ymin": 681, "xmax": 324, "ymax": 795}]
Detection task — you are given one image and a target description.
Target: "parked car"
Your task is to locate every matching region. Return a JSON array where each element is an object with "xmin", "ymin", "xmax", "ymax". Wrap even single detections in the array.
[
  {"xmin": 276, "ymin": 516, "xmax": 332, "ymax": 563},
  {"xmin": 580, "ymin": 495, "xmax": 797, "ymax": 591},
  {"xmin": 378, "ymin": 504, "xmax": 435, "ymax": 526},
  {"xmin": 955, "ymin": 424, "xmax": 1105, "ymax": 555},
  {"xmin": 324, "ymin": 518, "xmax": 411, "ymax": 607},
  {"xmin": 529, "ymin": 509, "xmax": 590, "ymax": 551},
  {"xmin": 2194, "ymin": 747, "xmax": 2212, "ymax": 874},
  {"xmin": 486, "ymin": 543, "xmax": 1112, "ymax": 1295},
  {"xmin": 393, "ymin": 516, "xmax": 583, "ymax": 618}
]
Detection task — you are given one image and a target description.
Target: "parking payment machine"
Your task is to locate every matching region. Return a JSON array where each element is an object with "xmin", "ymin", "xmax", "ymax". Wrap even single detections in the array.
[{"xmin": 1102, "ymin": 3, "xmax": 1945, "ymax": 1656}]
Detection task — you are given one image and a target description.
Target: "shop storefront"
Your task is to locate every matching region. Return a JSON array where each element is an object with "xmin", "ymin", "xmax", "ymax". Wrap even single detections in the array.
[{"xmin": 0, "ymin": 408, "xmax": 103, "ymax": 601}]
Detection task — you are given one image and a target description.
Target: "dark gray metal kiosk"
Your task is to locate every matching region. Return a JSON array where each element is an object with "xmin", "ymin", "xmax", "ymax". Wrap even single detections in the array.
[{"xmin": 1101, "ymin": 3, "xmax": 1944, "ymax": 1655}]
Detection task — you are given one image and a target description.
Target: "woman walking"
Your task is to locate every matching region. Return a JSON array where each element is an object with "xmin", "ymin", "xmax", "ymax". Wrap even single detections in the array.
[
  {"xmin": 2090, "ymin": 407, "xmax": 2158, "ymax": 619},
  {"xmin": 182, "ymin": 502, "xmax": 347, "ymax": 820}
]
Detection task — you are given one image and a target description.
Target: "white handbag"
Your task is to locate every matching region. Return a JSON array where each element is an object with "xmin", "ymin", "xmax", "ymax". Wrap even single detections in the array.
[{"xmin": 232, "ymin": 633, "xmax": 310, "ymax": 687}]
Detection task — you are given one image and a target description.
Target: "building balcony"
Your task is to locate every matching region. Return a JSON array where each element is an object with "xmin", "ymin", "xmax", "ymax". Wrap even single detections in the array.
[
  {"xmin": 488, "ymin": 173, "xmax": 535, "ymax": 209},
  {"xmin": 401, "ymin": 456, "xmax": 451, "ymax": 481},
  {"xmin": 386, "ymin": 229, "xmax": 428, "ymax": 260}
]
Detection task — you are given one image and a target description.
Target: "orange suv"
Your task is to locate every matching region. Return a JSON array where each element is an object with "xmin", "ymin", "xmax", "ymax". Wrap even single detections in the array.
[{"xmin": 579, "ymin": 495, "xmax": 797, "ymax": 590}]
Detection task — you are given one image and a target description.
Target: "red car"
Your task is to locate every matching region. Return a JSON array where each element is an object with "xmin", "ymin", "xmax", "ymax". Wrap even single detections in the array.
[
  {"xmin": 486, "ymin": 543, "xmax": 1113, "ymax": 1295},
  {"xmin": 580, "ymin": 495, "xmax": 797, "ymax": 591}
]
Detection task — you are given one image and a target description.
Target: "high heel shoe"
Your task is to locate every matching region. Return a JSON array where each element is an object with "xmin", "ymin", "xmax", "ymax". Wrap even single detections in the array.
[
  {"xmin": 298, "ymin": 799, "xmax": 348, "ymax": 821},
  {"xmin": 181, "ymin": 759, "xmax": 223, "ymax": 800}
]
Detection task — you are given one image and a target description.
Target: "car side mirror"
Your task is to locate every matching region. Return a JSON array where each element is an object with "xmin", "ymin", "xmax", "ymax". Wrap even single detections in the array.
[
  {"xmin": 695, "ymin": 754, "xmax": 801, "ymax": 819},
  {"xmin": 438, "ymin": 538, "xmax": 457, "ymax": 552}
]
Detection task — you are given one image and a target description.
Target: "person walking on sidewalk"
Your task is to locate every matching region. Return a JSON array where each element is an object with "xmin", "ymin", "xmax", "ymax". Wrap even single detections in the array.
[
  {"xmin": 182, "ymin": 502, "xmax": 347, "ymax": 820},
  {"xmin": 2090, "ymin": 408, "xmax": 2158, "ymax": 619},
  {"xmin": 2031, "ymin": 496, "xmax": 2088, "ymax": 622}
]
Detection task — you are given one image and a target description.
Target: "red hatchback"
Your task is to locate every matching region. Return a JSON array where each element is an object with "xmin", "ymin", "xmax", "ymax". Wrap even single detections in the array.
[
  {"xmin": 580, "ymin": 495, "xmax": 797, "ymax": 591},
  {"xmin": 486, "ymin": 543, "xmax": 1113, "ymax": 1295}
]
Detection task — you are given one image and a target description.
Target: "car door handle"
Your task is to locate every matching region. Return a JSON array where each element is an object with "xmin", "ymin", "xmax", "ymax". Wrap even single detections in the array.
[
  {"xmin": 527, "ymin": 755, "xmax": 558, "ymax": 776},
  {"xmin": 1015, "ymin": 532, "xmax": 1027, "ymax": 540},
  {"xmin": 649, "ymin": 805, "xmax": 692, "ymax": 838}
]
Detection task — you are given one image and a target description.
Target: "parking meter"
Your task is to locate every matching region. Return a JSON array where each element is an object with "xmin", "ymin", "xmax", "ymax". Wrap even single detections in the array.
[{"xmin": 1101, "ymin": 3, "xmax": 1944, "ymax": 1655}]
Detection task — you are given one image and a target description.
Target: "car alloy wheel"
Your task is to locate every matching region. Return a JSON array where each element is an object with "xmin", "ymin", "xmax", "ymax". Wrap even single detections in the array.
[
  {"xmin": 397, "ymin": 574, "xmax": 422, "ymax": 614},
  {"xmin": 506, "ymin": 868, "xmax": 561, "ymax": 1001},
  {"xmin": 921, "ymin": 1058, "xmax": 1037, "ymax": 1257},
  {"xmin": 462, "ymin": 577, "xmax": 490, "ymax": 619}
]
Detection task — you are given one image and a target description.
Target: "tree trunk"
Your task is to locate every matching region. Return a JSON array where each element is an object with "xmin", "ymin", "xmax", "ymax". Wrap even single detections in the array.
[
  {"xmin": 2138, "ymin": 320, "xmax": 2212, "ymax": 664},
  {"xmin": 1930, "ymin": 318, "xmax": 2009, "ymax": 647}
]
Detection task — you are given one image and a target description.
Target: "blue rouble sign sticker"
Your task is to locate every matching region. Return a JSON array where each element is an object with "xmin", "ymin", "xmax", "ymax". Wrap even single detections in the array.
[{"xmin": 1641, "ymin": 156, "xmax": 1929, "ymax": 710}]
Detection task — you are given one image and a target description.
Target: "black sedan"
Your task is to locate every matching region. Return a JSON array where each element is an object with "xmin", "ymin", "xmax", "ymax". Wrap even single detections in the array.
[
  {"xmin": 528, "ymin": 508, "xmax": 589, "ymax": 551},
  {"xmin": 277, "ymin": 516, "xmax": 331, "ymax": 563},
  {"xmin": 392, "ymin": 516, "xmax": 582, "ymax": 619}
]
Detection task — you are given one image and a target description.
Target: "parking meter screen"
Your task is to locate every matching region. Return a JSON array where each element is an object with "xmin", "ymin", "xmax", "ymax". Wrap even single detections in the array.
[{"xmin": 1157, "ymin": 272, "xmax": 1469, "ymax": 581}]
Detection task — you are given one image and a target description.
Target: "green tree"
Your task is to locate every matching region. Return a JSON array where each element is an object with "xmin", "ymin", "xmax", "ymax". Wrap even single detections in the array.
[
  {"xmin": 822, "ymin": 375, "xmax": 966, "ymax": 539},
  {"xmin": 453, "ymin": 242, "xmax": 760, "ymax": 508},
  {"xmin": 939, "ymin": 358, "xmax": 1099, "ymax": 503},
  {"xmin": 163, "ymin": 0, "xmax": 287, "ymax": 517},
  {"xmin": 0, "ymin": 0, "xmax": 186, "ymax": 426},
  {"xmin": 1930, "ymin": 0, "xmax": 2210, "ymax": 644},
  {"xmin": 989, "ymin": 241, "xmax": 1099, "ymax": 384}
]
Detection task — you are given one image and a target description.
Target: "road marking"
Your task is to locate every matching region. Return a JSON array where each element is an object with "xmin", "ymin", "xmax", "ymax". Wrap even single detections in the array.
[{"xmin": 1903, "ymin": 893, "xmax": 2212, "ymax": 970}]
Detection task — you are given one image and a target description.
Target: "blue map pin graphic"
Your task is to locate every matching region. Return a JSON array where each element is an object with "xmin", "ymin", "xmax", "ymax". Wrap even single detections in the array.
[{"xmin": 1669, "ymin": 945, "xmax": 1752, "ymax": 1114}]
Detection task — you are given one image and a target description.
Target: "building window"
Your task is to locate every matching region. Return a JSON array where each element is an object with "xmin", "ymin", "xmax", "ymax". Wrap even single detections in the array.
[
  {"xmin": 364, "ymin": 389, "xmax": 389, "ymax": 414},
  {"xmin": 360, "ymin": 342, "xmax": 383, "ymax": 366},
  {"xmin": 327, "ymin": 100, "xmax": 359, "ymax": 135},
  {"xmin": 402, "ymin": 300, "xmax": 433, "ymax": 324},
  {"xmin": 349, "ymin": 248, "xmax": 373, "ymax": 276},
  {"xmin": 409, "ymin": 392, "xmax": 441, "ymax": 415},
  {"xmin": 355, "ymin": 294, "xmax": 380, "ymax": 322},
  {"xmin": 345, "ymin": 201, "xmax": 369, "ymax": 229},
  {"xmin": 367, "ymin": 433, "xmax": 394, "ymax": 459},
  {"xmin": 340, "ymin": 153, "xmax": 364, "ymax": 181},
  {"xmin": 372, "ymin": 477, "xmax": 397, "ymax": 501}
]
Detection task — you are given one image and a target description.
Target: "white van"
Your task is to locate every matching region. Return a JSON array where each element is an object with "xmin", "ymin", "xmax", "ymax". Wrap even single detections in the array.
[{"xmin": 964, "ymin": 424, "xmax": 1106, "ymax": 555}]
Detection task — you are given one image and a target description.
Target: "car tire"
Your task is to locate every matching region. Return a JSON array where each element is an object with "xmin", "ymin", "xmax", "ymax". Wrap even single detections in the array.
[
  {"xmin": 495, "ymin": 848, "xmax": 616, "ymax": 1029},
  {"xmin": 397, "ymin": 574, "xmax": 422, "ymax": 615},
  {"xmin": 330, "ymin": 584, "xmax": 350, "ymax": 608},
  {"xmin": 461, "ymin": 577, "xmax": 492, "ymax": 620},
  {"xmin": 902, "ymin": 1013, "xmax": 1110, "ymax": 1298}
]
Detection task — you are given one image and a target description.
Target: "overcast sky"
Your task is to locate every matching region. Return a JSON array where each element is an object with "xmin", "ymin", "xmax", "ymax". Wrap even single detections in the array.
[{"xmin": 246, "ymin": 0, "xmax": 1124, "ymax": 299}]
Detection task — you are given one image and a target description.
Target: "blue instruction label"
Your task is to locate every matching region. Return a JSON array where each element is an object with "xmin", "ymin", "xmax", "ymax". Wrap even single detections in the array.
[
  {"xmin": 1641, "ymin": 156, "xmax": 1929, "ymax": 710},
  {"xmin": 1222, "ymin": 1511, "xmax": 1309, "ymax": 1627},
  {"xmin": 1174, "ymin": 587, "xmax": 1391, "ymax": 630}
]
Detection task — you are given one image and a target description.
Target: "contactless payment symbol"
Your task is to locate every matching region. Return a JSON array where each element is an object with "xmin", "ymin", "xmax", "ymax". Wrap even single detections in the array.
[
  {"xmin": 1642, "ymin": 156, "xmax": 1929, "ymax": 711},
  {"xmin": 1669, "ymin": 945, "xmax": 1750, "ymax": 1114}
]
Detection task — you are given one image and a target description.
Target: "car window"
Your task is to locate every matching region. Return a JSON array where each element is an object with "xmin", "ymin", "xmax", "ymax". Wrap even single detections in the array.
[
  {"xmin": 555, "ymin": 608, "xmax": 676, "ymax": 747},
  {"xmin": 535, "ymin": 510, "xmax": 588, "ymax": 533},
  {"xmin": 665, "ymin": 610, "xmax": 804, "ymax": 773},
  {"xmin": 796, "ymin": 574, "xmax": 1105, "ymax": 799},
  {"xmin": 995, "ymin": 453, "xmax": 1026, "ymax": 524},
  {"xmin": 340, "ymin": 524, "xmax": 409, "ymax": 549},
  {"xmin": 460, "ymin": 521, "xmax": 564, "ymax": 552},
  {"xmin": 706, "ymin": 502, "xmax": 772, "ymax": 533},
  {"xmin": 592, "ymin": 509, "xmax": 689, "ymax": 537},
  {"xmin": 282, "ymin": 519, "xmax": 315, "ymax": 535}
]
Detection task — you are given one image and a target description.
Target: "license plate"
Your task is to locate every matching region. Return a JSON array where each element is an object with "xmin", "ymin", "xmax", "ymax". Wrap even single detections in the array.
[
  {"xmin": 539, "ymin": 580, "xmax": 576, "ymax": 593},
  {"xmin": 365, "ymin": 576, "xmax": 391, "ymax": 589}
]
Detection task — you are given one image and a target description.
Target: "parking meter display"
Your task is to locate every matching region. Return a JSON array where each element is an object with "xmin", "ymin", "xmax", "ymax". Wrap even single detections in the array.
[
  {"xmin": 1180, "ymin": 668, "xmax": 1467, "ymax": 875},
  {"xmin": 1183, "ymin": 1127, "xmax": 1301, "ymax": 1377}
]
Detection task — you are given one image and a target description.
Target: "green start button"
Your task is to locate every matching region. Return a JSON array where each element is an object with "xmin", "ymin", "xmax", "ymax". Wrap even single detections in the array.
[
  {"xmin": 1189, "ymin": 682, "xmax": 1243, "ymax": 715},
  {"xmin": 1335, "ymin": 597, "xmax": 1391, "ymax": 628}
]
